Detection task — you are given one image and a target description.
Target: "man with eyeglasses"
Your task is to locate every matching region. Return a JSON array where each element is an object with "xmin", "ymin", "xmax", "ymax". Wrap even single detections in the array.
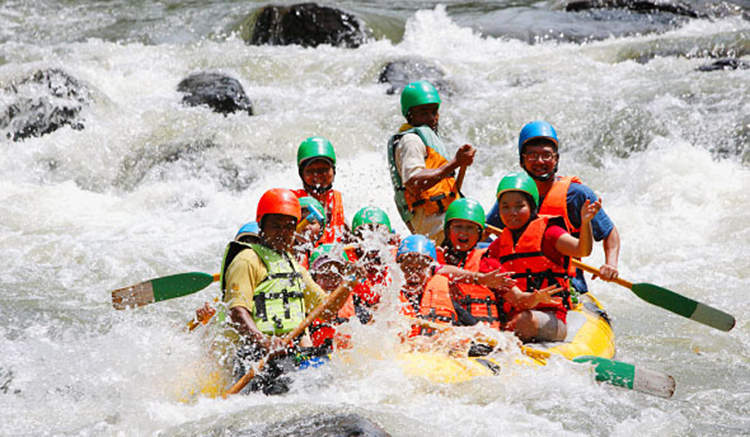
[{"xmin": 485, "ymin": 121, "xmax": 620, "ymax": 294}]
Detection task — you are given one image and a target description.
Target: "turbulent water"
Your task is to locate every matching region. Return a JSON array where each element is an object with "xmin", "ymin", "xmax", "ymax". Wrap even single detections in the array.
[{"xmin": 1, "ymin": 1, "xmax": 749, "ymax": 435}]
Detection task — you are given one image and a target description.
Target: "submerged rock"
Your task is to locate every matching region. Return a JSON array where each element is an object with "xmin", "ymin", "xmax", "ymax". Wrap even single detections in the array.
[
  {"xmin": 697, "ymin": 58, "xmax": 750, "ymax": 71},
  {"xmin": 238, "ymin": 3, "xmax": 368, "ymax": 48},
  {"xmin": 0, "ymin": 68, "xmax": 89, "ymax": 141},
  {"xmin": 378, "ymin": 59, "xmax": 452, "ymax": 95},
  {"xmin": 244, "ymin": 413, "xmax": 391, "ymax": 437},
  {"xmin": 566, "ymin": 0, "xmax": 704, "ymax": 18},
  {"xmin": 177, "ymin": 72, "xmax": 253, "ymax": 116}
]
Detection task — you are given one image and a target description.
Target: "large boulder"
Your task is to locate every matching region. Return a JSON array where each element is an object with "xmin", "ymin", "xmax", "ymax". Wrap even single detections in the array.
[
  {"xmin": 0, "ymin": 69, "xmax": 89, "ymax": 141},
  {"xmin": 177, "ymin": 72, "xmax": 253, "ymax": 116},
  {"xmin": 566, "ymin": 0, "xmax": 704, "ymax": 18},
  {"xmin": 378, "ymin": 59, "xmax": 452, "ymax": 95},
  {"xmin": 697, "ymin": 58, "xmax": 750, "ymax": 72},
  {"xmin": 239, "ymin": 3, "xmax": 368, "ymax": 48}
]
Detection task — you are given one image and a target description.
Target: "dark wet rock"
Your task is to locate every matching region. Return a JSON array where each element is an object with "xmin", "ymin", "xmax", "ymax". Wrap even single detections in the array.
[
  {"xmin": 238, "ymin": 3, "xmax": 368, "ymax": 48},
  {"xmin": 378, "ymin": 59, "xmax": 452, "ymax": 95},
  {"xmin": 177, "ymin": 72, "xmax": 253, "ymax": 116},
  {"xmin": 0, "ymin": 367, "xmax": 21, "ymax": 395},
  {"xmin": 566, "ymin": 0, "xmax": 705, "ymax": 18},
  {"xmin": 697, "ymin": 58, "xmax": 750, "ymax": 71},
  {"xmin": 242, "ymin": 413, "xmax": 391, "ymax": 437},
  {"xmin": 0, "ymin": 68, "xmax": 89, "ymax": 141}
]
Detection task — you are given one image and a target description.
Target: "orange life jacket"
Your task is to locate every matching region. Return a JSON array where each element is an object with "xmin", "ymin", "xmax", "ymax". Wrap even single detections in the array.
[
  {"xmin": 400, "ymin": 275, "xmax": 457, "ymax": 337},
  {"xmin": 540, "ymin": 176, "xmax": 583, "ymax": 234},
  {"xmin": 497, "ymin": 216, "xmax": 574, "ymax": 321},
  {"xmin": 292, "ymin": 188, "xmax": 346, "ymax": 244}
]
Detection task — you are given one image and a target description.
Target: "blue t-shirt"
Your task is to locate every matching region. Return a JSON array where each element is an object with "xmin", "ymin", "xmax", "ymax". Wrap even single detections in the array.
[{"xmin": 486, "ymin": 178, "xmax": 614, "ymax": 293}]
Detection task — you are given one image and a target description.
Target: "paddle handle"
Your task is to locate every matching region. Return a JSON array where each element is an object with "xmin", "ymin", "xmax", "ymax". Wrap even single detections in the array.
[
  {"xmin": 222, "ymin": 279, "xmax": 357, "ymax": 397},
  {"xmin": 455, "ymin": 165, "xmax": 467, "ymax": 194},
  {"xmin": 570, "ymin": 259, "xmax": 633, "ymax": 289}
]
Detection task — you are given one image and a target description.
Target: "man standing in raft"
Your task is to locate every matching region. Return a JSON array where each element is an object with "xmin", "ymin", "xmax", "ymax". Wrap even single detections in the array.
[
  {"xmin": 293, "ymin": 136, "xmax": 347, "ymax": 244},
  {"xmin": 388, "ymin": 80, "xmax": 476, "ymax": 245},
  {"xmin": 221, "ymin": 188, "xmax": 358, "ymax": 395},
  {"xmin": 486, "ymin": 121, "xmax": 621, "ymax": 293}
]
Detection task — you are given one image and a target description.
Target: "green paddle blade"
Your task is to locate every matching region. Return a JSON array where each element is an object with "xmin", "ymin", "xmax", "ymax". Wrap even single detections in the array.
[
  {"xmin": 573, "ymin": 356, "xmax": 676, "ymax": 399},
  {"xmin": 632, "ymin": 283, "xmax": 736, "ymax": 332},
  {"xmin": 112, "ymin": 272, "xmax": 215, "ymax": 310}
]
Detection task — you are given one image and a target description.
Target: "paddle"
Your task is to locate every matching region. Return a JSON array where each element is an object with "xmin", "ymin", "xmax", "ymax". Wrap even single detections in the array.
[
  {"xmin": 521, "ymin": 346, "xmax": 675, "ymax": 398},
  {"xmin": 455, "ymin": 165, "xmax": 467, "ymax": 194},
  {"xmin": 570, "ymin": 259, "xmax": 735, "ymax": 332},
  {"xmin": 222, "ymin": 278, "xmax": 358, "ymax": 397},
  {"xmin": 483, "ymin": 224, "xmax": 735, "ymax": 332},
  {"xmin": 112, "ymin": 272, "xmax": 220, "ymax": 310}
]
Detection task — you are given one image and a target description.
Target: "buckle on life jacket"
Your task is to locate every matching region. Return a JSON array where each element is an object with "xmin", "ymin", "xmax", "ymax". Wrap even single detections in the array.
[{"xmin": 410, "ymin": 192, "xmax": 456, "ymax": 213}]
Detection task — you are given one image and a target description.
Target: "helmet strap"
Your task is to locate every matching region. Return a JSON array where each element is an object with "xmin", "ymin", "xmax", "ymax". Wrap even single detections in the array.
[
  {"xmin": 303, "ymin": 181, "xmax": 333, "ymax": 194},
  {"xmin": 521, "ymin": 160, "xmax": 558, "ymax": 182}
]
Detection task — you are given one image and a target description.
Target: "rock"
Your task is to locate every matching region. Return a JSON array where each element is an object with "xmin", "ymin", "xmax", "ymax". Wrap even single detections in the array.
[
  {"xmin": 0, "ymin": 68, "xmax": 88, "ymax": 141},
  {"xmin": 697, "ymin": 58, "xmax": 750, "ymax": 72},
  {"xmin": 566, "ymin": 0, "xmax": 704, "ymax": 18},
  {"xmin": 378, "ymin": 59, "xmax": 452, "ymax": 95},
  {"xmin": 177, "ymin": 72, "xmax": 253, "ymax": 116},
  {"xmin": 239, "ymin": 3, "xmax": 368, "ymax": 48}
]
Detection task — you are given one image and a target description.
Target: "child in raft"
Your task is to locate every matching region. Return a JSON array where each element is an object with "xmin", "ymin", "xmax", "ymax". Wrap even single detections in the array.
[
  {"xmin": 481, "ymin": 171, "xmax": 601, "ymax": 343},
  {"xmin": 292, "ymin": 136, "xmax": 348, "ymax": 244},
  {"xmin": 294, "ymin": 196, "xmax": 326, "ymax": 269}
]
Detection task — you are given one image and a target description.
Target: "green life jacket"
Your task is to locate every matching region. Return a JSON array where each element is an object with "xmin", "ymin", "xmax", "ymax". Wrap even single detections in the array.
[
  {"xmin": 220, "ymin": 241, "xmax": 306, "ymax": 336},
  {"xmin": 387, "ymin": 125, "xmax": 451, "ymax": 223}
]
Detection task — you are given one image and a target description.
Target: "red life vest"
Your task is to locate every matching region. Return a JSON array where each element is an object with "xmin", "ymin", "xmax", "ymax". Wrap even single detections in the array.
[
  {"xmin": 309, "ymin": 293, "xmax": 356, "ymax": 349},
  {"xmin": 540, "ymin": 176, "xmax": 583, "ymax": 234},
  {"xmin": 497, "ymin": 216, "xmax": 574, "ymax": 322},
  {"xmin": 292, "ymin": 188, "xmax": 347, "ymax": 244},
  {"xmin": 399, "ymin": 275, "xmax": 457, "ymax": 337}
]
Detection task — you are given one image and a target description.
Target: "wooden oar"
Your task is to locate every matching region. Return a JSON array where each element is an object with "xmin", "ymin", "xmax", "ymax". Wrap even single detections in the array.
[
  {"xmin": 484, "ymin": 224, "xmax": 736, "ymax": 332},
  {"xmin": 222, "ymin": 278, "xmax": 357, "ymax": 397},
  {"xmin": 522, "ymin": 346, "xmax": 675, "ymax": 398},
  {"xmin": 455, "ymin": 165, "xmax": 467, "ymax": 194},
  {"xmin": 571, "ymin": 259, "xmax": 735, "ymax": 332},
  {"xmin": 112, "ymin": 272, "xmax": 220, "ymax": 310}
]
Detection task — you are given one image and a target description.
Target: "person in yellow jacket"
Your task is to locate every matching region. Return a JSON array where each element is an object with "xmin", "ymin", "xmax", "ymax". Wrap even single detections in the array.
[{"xmin": 387, "ymin": 80, "xmax": 475, "ymax": 245}]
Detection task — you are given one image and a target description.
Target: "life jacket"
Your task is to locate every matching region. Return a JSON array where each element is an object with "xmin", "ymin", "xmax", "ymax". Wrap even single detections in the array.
[
  {"xmin": 219, "ymin": 241, "xmax": 306, "ymax": 336},
  {"xmin": 539, "ymin": 176, "xmax": 583, "ymax": 235},
  {"xmin": 387, "ymin": 125, "xmax": 459, "ymax": 224},
  {"xmin": 292, "ymin": 188, "xmax": 347, "ymax": 244},
  {"xmin": 496, "ymin": 216, "xmax": 574, "ymax": 321},
  {"xmin": 308, "ymin": 293, "xmax": 356, "ymax": 349},
  {"xmin": 400, "ymin": 275, "xmax": 458, "ymax": 337}
]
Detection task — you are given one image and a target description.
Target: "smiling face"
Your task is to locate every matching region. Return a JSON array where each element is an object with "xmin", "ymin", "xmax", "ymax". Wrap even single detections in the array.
[
  {"xmin": 407, "ymin": 103, "xmax": 439, "ymax": 132},
  {"xmin": 260, "ymin": 214, "xmax": 298, "ymax": 252},
  {"xmin": 301, "ymin": 158, "xmax": 334, "ymax": 190},
  {"xmin": 521, "ymin": 142, "xmax": 558, "ymax": 180},
  {"xmin": 498, "ymin": 191, "xmax": 533, "ymax": 230},
  {"xmin": 447, "ymin": 219, "xmax": 481, "ymax": 252}
]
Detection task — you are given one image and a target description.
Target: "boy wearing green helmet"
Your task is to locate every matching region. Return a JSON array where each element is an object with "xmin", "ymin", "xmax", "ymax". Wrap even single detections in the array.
[
  {"xmin": 387, "ymin": 80, "xmax": 476, "ymax": 245},
  {"xmin": 292, "ymin": 136, "xmax": 349, "ymax": 245},
  {"xmin": 482, "ymin": 172, "xmax": 602, "ymax": 343}
]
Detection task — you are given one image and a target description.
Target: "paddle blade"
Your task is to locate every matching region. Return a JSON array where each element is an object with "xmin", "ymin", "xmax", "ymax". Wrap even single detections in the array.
[
  {"xmin": 631, "ymin": 283, "xmax": 736, "ymax": 332},
  {"xmin": 573, "ymin": 356, "xmax": 676, "ymax": 399},
  {"xmin": 112, "ymin": 272, "xmax": 215, "ymax": 310}
]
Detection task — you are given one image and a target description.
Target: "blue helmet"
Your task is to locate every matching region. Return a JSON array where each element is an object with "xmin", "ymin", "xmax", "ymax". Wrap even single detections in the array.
[
  {"xmin": 518, "ymin": 121, "xmax": 558, "ymax": 155},
  {"xmin": 235, "ymin": 221, "xmax": 259, "ymax": 241},
  {"xmin": 397, "ymin": 234, "xmax": 437, "ymax": 262}
]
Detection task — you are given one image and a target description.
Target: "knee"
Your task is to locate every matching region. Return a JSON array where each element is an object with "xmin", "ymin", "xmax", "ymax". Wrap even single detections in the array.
[{"xmin": 510, "ymin": 311, "xmax": 538, "ymax": 343}]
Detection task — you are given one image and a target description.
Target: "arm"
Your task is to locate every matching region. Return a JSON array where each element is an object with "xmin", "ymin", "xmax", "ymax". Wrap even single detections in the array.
[
  {"xmin": 554, "ymin": 198, "xmax": 601, "ymax": 258},
  {"xmin": 500, "ymin": 284, "xmax": 563, "ymax": 311},
  {"xmin": 404, "ymin": 144, "xmax": 475, "ymax": 196},
  {"xmin": 598, "ymin": 224, "xmax": 620, "ymax": 281}
]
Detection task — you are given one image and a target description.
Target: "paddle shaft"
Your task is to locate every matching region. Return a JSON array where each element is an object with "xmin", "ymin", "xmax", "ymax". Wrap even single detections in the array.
[
  {"xmin": 222, "ymin": 279, "xmax": 357, "ymax": 397},
  {"xmin": 455, "ymin": 165, "xmax": 467, "ymax": 194}
]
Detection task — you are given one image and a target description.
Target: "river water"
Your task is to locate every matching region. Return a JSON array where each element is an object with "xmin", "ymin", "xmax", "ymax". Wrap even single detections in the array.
[{"xmin": 1, "ymin": 1, "xmax": 748, "ymax": 436}]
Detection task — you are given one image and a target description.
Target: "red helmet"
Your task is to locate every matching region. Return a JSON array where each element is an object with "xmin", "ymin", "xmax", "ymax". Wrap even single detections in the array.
[{"xmin": 256, "ymin": 188, "xmax": 301, "ymax": 223}]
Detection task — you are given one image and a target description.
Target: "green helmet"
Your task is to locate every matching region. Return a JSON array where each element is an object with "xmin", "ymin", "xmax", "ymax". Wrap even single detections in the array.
[
  {"xmin": 444, "ymin": 198, "xmax": 486, "ymax": 234},
  {"xmin": 352, "ymin": 206, "xmax": 392, "ymax": 234},
  {"xmin": 400, "ymin": 80, "xmax": 441, "ymax": 117},
  {"xmin": 309, "ymin": 243, "xmax": 350, "ymax": 270},
  {"xmin": 297, "ymin": 136, "xmax": 336, "ymax": 168},
  {"xmin": 496, "ymin": 171, "xmax": 539, "ymax": 209},
  {"xmin": 299, "ymin": 196, "xmax": 327, "ymax": 229}
]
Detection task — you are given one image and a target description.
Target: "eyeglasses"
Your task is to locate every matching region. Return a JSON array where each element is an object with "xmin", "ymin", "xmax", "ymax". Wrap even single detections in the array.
[{"xmin": 523, "ymin": 152, "xmax": 557, "ymax": 162}]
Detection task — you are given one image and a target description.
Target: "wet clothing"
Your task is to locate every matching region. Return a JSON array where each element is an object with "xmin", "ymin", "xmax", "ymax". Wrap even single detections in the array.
[
  {"xmin": 292, "ymin": 188, "xmax": 347, "ymax": 244},
  {"xmin": 486, "ymin": 176, "xmax": 614, "ymax": 292}
]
